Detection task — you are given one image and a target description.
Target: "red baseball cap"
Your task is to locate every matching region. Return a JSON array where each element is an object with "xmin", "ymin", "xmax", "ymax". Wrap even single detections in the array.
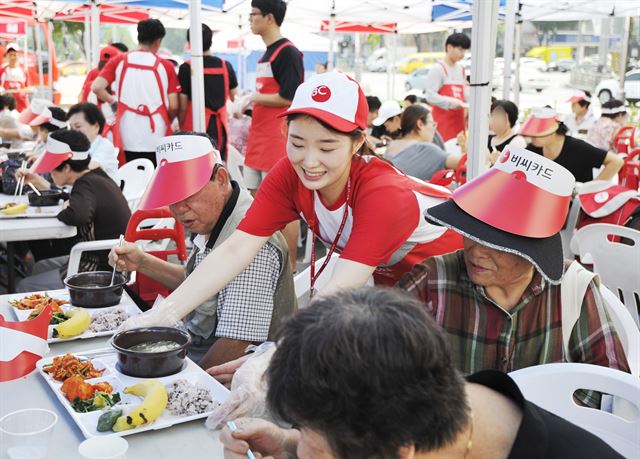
[
  {"xmin": 279, "ymin": 71, "xmax": 368, "ymax": 132},
  {"xmin": 567, "ymin": 90, "xmax": 591, "ymax": 104},
  {"xmin": 100, "ymin": 45, "xmax": 120, "ymax": 62}
]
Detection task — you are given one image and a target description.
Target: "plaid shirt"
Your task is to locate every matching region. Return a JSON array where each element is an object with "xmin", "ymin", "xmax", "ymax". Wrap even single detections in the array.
[{"xmin": 398, "ymin": 250, "xmax": 630, "ymax": 406}]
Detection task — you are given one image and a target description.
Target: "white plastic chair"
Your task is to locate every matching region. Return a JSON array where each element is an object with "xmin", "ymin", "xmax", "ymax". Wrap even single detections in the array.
[
  {"xmin": 226, "ymin": 145, "xmax": 246, "ymax": 189},
  {"xmin": 67, "ymin": 239, "xmax": 119, "ymax": 277},
  {"xmin": 573, "ymin": 223, "xmax": 640, "ymax": 328},
  {"xmin": 117, "ymin": 158, "xmax": 155, "ymax": 211},
  {"xmin": 560, "ymin": 196, "xmax": 581, "ymax": 260},
  {"xmin": 600, "ymin": 286, "xmax": 640, "ymax": 376},
  {"xmin": 443, "ymin": 138, "xmax": 462, "ymax": 156},
  {"xmin": 509, "ymin": 363, "xmax": 640, "ymax": 458}
]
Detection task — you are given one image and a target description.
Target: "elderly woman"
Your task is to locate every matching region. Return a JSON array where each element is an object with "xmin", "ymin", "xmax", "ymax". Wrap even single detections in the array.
[
  {"xmin": 221, "ymin": 288, "xmax": 622, "ymax": 459},
  {"xmin": 587, "ymin": 99, "xmax": 629, "ymax": 152},
  {"xmin": 399, "ymin": 146, "xmax": 630, "ymax": 408}
]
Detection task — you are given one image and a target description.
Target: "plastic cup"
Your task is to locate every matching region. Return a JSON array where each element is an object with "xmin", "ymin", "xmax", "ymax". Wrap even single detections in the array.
[
  {"xmin": 78, "ymin": 436, "xmax": 129, "ymax": 459},
  {"xmin": 0, "ymin": 408, "xmax": 58, "ymax": 459}
]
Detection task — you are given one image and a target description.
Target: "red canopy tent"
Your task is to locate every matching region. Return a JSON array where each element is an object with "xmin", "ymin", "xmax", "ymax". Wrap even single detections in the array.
[
  {"xmin": 319, "ymin": 20, "xmax": 397, "ymax": 34},
  {"xmin": 54, "ymin": 4, "xmax": 150, "ymax": 25}
]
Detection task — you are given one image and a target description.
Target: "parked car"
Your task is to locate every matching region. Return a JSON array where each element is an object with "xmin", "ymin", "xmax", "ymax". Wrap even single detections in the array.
[
  {"xmin": 492, "ymin": 58, "xmax": 550, "ymax": 93},
  {"xmin": 546, "ymin": 58, "xmax": 575, "ymax": 73},
  {"xmin": 569, "ymin": 64, "xmax": 616, "ymax": 92},
  {"xmin": 396, "ymin": 52, "xmax": 445, "ymax": 74},
  {"xmin": 595, "ymin": 69, "xmax": 640, "ymax": 103},
  {"xmin": 405, "ymin": 67, "xmax": 430, "ymax": 91},
  {"xmin": 366, "ymin": 49, "xmax": 387, "ymax": 72},
  {"xmin": 59, "ymin": 61, "xmax": 88, "ymax": 77}
]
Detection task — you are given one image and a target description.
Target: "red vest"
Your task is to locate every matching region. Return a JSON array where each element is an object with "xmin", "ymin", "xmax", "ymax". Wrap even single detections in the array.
[
  {"xmin": 106, "ymin": 52, "xmax": 172, "ymax": 165},
  {"xmin": 179, "ymin": 59, "xmax": 230, "ymax": 158},
  {"xmin": 244, "ymin": 41, "xmax": 302, "ymax": 172},
  {"xmin": 431, "ymin": 61, "xmax": 466, "ymax": 142}
]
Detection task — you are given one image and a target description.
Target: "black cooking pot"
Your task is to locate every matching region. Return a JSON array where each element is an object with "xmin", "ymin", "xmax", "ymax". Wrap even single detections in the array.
[
  {"xmin": 64, "ymin": 271, "xmax": 127, "ymax": 308},
  {"xmin": 111, "ymin": 327, "xmax": 191, "ymax": 378},
  {"xmin": 28, "ymin": 189, "xmax": 65, "ymax": 207}
]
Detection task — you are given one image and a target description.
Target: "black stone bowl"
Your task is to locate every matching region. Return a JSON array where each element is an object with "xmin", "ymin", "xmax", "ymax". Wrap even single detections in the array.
[
  {"xmin": 64, "ymin": 271, "xmax": 127, "ymax": 308},
  {"xmin": 27, "ymin": 189, "xmax": 65, "ymax": 207},
  {"xmin": 111, "ymin": 327, "xmax": 191, "ymax": 378}
]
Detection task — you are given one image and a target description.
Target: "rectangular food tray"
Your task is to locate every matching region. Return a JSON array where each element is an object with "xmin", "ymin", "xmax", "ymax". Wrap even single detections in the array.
[
  {"xmin": 37, "ymin": 348, "xmax": 230, "ymax": 438},
  {"xmin": 8, "ymin": 289, "xmax": 142, "ymax": 343}
]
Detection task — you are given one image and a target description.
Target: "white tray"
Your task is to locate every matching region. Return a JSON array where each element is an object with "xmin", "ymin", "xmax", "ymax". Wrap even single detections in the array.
[
  {"xmin": 0, "ymin": 203, "xmax": 63, "ymax": 219},
  {"xmin": 7, "ymin": 289, "xmax": 142, "ymax": 343},
  {"xmin": 37, "ymin": 348, "xmax": 230, "ymax": 438}
]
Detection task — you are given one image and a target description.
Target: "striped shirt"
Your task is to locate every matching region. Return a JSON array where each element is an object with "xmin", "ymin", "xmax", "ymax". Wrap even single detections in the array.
[{"xmin": 398, "ymin": 250, "xmax": 630, "ymax": 406}]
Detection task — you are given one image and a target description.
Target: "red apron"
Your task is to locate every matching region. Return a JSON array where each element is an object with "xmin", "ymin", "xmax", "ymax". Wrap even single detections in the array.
[
  {"xmin": 431, "ymin": 61, "xmax": 466, "ymax": 142},
  {"xmin": 179, "ymin": 59, "xmax": 230, "ymax": 159},
  {"xmin": 109, "ymin": 52, "xmax": 172, "ymax": 165},
  {"xmin": 245, "ymin": 41, "xmax": 302, "ymax": 172},
  {"xmin": 1, "ymin": 65, "xmax": 28, "ymax": 112}
]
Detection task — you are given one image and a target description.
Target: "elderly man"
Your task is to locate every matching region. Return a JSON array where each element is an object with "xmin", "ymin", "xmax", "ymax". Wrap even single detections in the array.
[
  {"xmin": 399, "ymin": 146, "xmax": 630, "ymax": 407},
  {"xmin": 110, "ymin": 133, "xmax": 296, "ymax": 367}
]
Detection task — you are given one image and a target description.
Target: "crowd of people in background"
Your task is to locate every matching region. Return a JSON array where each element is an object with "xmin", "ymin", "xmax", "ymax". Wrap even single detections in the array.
[{"xmin": 1, "ymin": 0, "xmax": 637, "ymax": 457}]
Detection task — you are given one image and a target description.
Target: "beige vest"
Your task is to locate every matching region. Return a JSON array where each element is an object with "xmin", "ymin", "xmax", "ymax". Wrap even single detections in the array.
[{"xmin": 185, "ymin": 187, "xmax": 297, "ymax": 345}]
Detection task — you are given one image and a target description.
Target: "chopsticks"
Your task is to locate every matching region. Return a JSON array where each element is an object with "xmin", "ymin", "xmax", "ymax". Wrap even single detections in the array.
[
  {"xmin": 13, "ymin": 160, "xmax": 27, "ymax": 198},
  {"xmin": 28, "ymin": 182, "xmax": 41, "ymax": 196}
]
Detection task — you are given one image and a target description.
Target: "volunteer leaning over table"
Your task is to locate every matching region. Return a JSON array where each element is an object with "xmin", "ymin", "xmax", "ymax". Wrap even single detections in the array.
[
  {"xmin": 118, "ymin": 71, "xmax": 463, "ymax": 331},
  {"xmin": 110, "ymin": 133, "xmax": 296, "ymax": 367}
]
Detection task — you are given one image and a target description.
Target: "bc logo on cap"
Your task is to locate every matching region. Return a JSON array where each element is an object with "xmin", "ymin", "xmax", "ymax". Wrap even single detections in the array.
[{"xmin": 311, "ymin": 85, "xmax": 331, "ymax": 103}]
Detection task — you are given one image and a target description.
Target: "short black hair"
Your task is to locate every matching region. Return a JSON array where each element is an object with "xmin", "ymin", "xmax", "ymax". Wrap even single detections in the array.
[
  {"xmin": 366, "ymin": 95, "xmax": 381, "ymax": 113},
  {"xmin": 137, "ymin": 19, "xmax": 165, "ymax": 45},
  {"xmin": 251, "ymin": 0, "xmax": 287, "ymax": 26},
  {"xmin": 0, "ymin": 93, "xmax": 16, "ymax": 111},
  {"xmin": 67, "ymin": 102, "xmax": 106, "ymax": 132},
  {"xmin": 50, "ymin": 129, "xmax": 91, "ymax": 172},
  {"xmin": 404, "ymin": 94, "xmax": 418, "ymax": 104},
  {"xmin": 187, "ymin": 24, "xmax": 213, "ymax": 52},
  {"xmin": 41, "ymin": 106, "xmax": 67, "ymax": 133},
  {"xmin": 602, "ymin": 99, "xmax": 626, "ymax": 119},
  {"xmin": 445, "ymin": 32, "xmax": 471, "ymax": 50},
  {"xmin": 111, "ymin": 42, "xmax": 129, "ymax": 53},
  {"xmin": 266, "ymin": 287, "xmax": 470, "ymax": 458},
  {"xmin": 491, "ymin": 99, "xmax": 519, "ymax": 128},
  {"xmin": 577, "ymin": 90, "xmax": 591, "ymax": 109}
]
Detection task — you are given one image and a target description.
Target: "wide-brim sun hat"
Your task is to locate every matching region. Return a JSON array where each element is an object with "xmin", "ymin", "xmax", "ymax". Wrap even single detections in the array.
[
  {"xmin": 279, "ymin": 71, "xmax": 369, "ymax": 133},
  {"xmin": 425, "ymin": 146, "xmax": 575, "ymax": 283},
  {"xmin": 137, "ymin": 135, "xmax": 223, "ymax": 211},
  {"xmin": 519, "ymin": 107, "xmax": 559, "ymax": 137}
]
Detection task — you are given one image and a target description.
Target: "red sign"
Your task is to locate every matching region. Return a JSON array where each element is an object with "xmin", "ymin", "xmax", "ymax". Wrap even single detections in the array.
[
  {"xmin": 320, "ymin": 20, "xmax": 397, "ymax": 34},
  {"xmin": 0, "ymin": 21, "xmax": 27, "ymax": 37}
]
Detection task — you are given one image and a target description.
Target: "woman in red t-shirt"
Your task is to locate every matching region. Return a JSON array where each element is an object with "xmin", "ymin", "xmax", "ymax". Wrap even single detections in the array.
[{"xmin": 118, "ymin": 72, "xmax": 462, "ymax": 329}]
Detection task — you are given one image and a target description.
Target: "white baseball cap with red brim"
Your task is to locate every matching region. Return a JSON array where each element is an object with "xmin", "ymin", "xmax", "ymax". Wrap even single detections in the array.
[
  {"xmin": 137, "ymin": 135, "xmax": 222, "ymax": 211},
  {"xmin": 279, "ymin": 71, "xmax": 368, "ymax": 133},
  {"xmin": 519, "ymin": 107, "xmax": 559, "ymax": 137},
  {"xmin": 426, "ymin": 146, "xmax": 575, "ymax": 283},
  {"xmin": 30, "ymin": 137, "xmax": 90, "ymax": 174}
]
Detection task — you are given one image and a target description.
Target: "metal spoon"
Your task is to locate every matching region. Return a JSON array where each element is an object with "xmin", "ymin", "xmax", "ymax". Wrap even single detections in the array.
[{"xmin": 110, "ymin": 235, "xmax": 125, "ymax": 286}]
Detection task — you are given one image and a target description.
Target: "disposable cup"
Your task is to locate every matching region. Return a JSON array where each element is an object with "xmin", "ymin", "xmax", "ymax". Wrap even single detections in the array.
[
  {"xmin": 78, "ymin": 436, "xmax": 129, "ymax": 459},
  {"xmin": 0, "ymin": 408, "xmax": 58, "ymax": 459}
]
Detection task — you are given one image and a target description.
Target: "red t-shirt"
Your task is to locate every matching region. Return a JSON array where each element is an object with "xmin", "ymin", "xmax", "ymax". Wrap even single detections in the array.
[
  {"xmin": 237, "ymin": 155, "xmax": 463, "ymax": 285},
  {"xmin": 80, "ymin": 67, "xmax": 100, "ymax": 103}
]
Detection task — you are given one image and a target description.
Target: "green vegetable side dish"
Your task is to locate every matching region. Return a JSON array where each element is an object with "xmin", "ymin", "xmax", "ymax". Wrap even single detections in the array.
[
  {"xmin": 97, "ymin": 409, "xmax": 123, "ymax": 432},
  {"xmin": 71, "ymin": 392, "xmax": 121, "ymax": 413},
  {"xmin": 50, "ymin": 312, "xmax": 70, "ymax": 325}
]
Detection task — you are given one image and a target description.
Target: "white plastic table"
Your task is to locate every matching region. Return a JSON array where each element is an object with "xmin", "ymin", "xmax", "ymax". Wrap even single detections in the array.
[
  {"xmin": 0, "ymin": 298, "xmax": 226, "ymax": 458},
  {"xmin": 1, "ymin": 194, "xmax": 77, "ymax": 292}
]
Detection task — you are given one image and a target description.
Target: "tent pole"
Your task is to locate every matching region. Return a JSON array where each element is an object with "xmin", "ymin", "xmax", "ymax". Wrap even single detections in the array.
[
  {"xmin": 598, "ymin": 16, "xmax": 610, "ymax": 69},
  {"xmin": 84, "ymin": 13, "xmax": 91, "ymax": 67},
  {"xmin": 618, "ymin": 16, "xmax": 631, "ymax": 100},
  {"xmin": 327, "ymin": 11, "xmax": 336, "ymax": 70},
  {"xmin": 513, "ymin": 13, "xmax": 522, "ymax": 106},
  {"xmin": 91, "ymin": 0, "xmax": 100, "ymax": 68},
  {"xmin": 502, "ymin": 0, "xmax": 517, "ymax": 100},
  {"xmin": 354, "ymin": 32, "xmax": 362, "ymax": 83},
  {"xmin": 391, "ymin": 31, "xmax": 397, "ymax": 99},
  {"xmin": 468, "ymin": 0, "xmax": 499, "ymax": 180},
  {"xmin": 35, "ymin": 21, "xmax": 44, "ymax": 87},
  {"xmin": 47, "ymin": 21, "xmax": 54, "ymax": 95},
  {"xmin": 189, "ymin": 0, "xmax": 206, "ymax": 132}
]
